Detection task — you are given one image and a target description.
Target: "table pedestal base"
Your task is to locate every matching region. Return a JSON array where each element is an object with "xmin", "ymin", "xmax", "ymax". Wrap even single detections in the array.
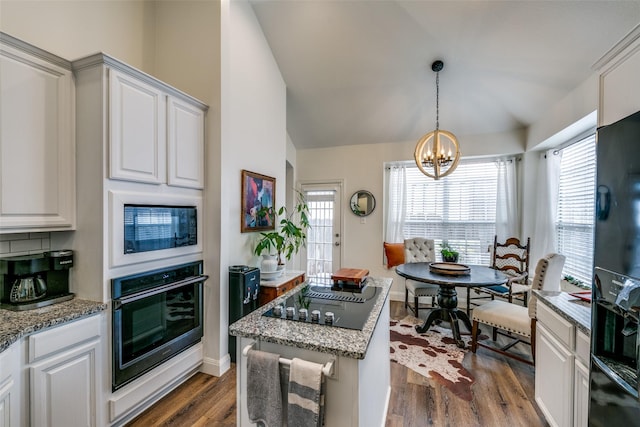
[{"xmin": 415, "ymin": 287, "xmax": 472, "ymax": 348}]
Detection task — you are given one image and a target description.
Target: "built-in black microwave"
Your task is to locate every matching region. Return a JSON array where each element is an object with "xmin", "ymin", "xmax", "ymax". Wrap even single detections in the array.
[{"xmin": 123, "ymin": 205, "xmax": 197, "ymax": 255}]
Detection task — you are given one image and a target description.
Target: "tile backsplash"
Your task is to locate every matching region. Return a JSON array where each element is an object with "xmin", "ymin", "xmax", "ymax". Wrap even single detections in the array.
[{"xmin": 0, "ymin": 233, "xmax": 51, "ymax": 258}]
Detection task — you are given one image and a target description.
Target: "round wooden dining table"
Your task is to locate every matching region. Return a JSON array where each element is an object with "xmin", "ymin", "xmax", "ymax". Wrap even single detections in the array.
[{"xmin": 395, "ymin": 262, "xmax": 508, "ymax": 348}]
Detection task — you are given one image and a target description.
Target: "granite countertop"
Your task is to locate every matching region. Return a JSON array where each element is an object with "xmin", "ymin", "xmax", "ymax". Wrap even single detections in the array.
[
  {"xmin": 534, "ymin": 290, "xmax": 591, "ymax": 336},
  {"xmin": 0, "ymin": 298, "xmax": 107, "ymax": 353},
  {"xmin": 229, "ymin": 277, "xmax": 392, "ymax": 359}
]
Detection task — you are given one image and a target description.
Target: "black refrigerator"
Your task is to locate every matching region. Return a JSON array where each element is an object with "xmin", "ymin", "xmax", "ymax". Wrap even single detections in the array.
[{"xmin": 590, "ymin": 110, "xmax": 640, "ymax": 425}]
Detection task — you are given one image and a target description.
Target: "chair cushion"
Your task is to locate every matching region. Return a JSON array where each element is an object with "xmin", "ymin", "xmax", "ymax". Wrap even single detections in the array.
[
  {"xmin": 384, "ymin": 242, "xmax": 405, "ymax": 268},
  {"xmin": 481, "ymin": 282, "xmax": 530, "ymax": 297},
  {"xmin": 403, "ymin": 238, "xmax": 435, "ymax": 263},
  {"xmin": 482, "ymin": 284, "xmax": 509, "ymax": 296},
  {"xmin": 472, "ymin": 300, "xmax": 531, "ymax": 337},
  {"xmin": 406, "ymin": 279, "xmax": 438, "ymax": 297}
]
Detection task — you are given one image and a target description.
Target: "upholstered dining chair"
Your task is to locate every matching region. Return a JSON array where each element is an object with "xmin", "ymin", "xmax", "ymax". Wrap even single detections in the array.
[
  {"xmin": 470, "ymin": 253, "xmax": 566, "ymax": 365},
  {"xmin": 467, "ymin": 236, "xmax": 531, "ymax": 313},
  {"xmin": 403, "ymin": 238, "xmax": 439, "ymax": 317}
]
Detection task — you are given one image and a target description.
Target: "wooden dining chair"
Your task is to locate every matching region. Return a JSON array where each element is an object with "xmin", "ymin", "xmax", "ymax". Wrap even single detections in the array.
[
  {"xmin": 466, "ymin": 236, "xmax": 530, "ymax": 313},
  {"xmin": 470, "ymin": 253, "xmax": 565, "ymax": 365}
]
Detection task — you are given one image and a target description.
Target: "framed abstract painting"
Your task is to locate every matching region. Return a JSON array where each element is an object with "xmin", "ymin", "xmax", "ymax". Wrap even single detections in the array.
[{"xmin": 241, "ymin": 170, "xmax": 276, "ymax": 232}]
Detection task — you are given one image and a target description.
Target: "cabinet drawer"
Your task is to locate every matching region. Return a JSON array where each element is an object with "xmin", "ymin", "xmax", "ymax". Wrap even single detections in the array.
[
  {"xmin": 277, "ymin": 281, "xmax": 296, "ymax": 296},
  {"xmin": 258, "ymin": 273, "xmax": 305, "ymax": 306},
  {"xmin": 575, "ymin": 330, "xmax": 590, "ymax": 364},
  {"xmin": 537, "ymin": 302, "xmax": 575, "ymax": 349},
  {"xmin": 28, "ymin": 315, "xmax": 101, "ymax": 362}
]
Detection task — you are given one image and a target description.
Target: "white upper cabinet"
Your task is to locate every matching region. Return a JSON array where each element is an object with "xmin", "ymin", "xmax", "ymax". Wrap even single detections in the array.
[
  {"xmin": 104, "ymin": 60, "xmax": 206, "ymax": 189},
  {"xmin": 595, "ymin": 25, "xmax": 640, "ymax": 126},
  {"xmin": 167, "ymin": 97, "xmax": 205, "ymax": 189},
  {"xmin": 109, "ymin": 69, "xmax": 167, "ymax": 184},
  {"xmin": 0, "ymin": 33, "xmax": 76, "ymax": 233}
]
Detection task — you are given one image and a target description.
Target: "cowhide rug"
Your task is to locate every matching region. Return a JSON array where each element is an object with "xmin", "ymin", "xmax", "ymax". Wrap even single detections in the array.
[{"xmin": 390, "ymin": 315, "xmax": 477, "ymax": 401}]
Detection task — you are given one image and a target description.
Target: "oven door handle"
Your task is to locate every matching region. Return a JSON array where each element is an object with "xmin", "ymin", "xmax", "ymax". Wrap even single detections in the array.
[{"xmin": 113, "ymin": 274, "xmax": 209, "ymax": 308}]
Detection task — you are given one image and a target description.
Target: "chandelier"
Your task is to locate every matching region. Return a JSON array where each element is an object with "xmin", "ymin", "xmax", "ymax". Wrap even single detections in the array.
[{"xmin": 414, "ymin": 60, "xmax": 461, "ymax": 180}]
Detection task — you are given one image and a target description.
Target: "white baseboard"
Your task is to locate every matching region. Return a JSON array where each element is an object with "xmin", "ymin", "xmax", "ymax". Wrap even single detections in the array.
[
  {"xmin": 201, "ymin": 353, "xmax": 231, "ymax": 377},
  {"xmin": 389, "ymin": 289, "xmax": 404, "ymax": 301}
]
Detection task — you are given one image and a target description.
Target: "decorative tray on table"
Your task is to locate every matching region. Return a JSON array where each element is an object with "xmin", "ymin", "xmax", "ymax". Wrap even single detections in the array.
[{"xmin": 429, "ymin": 262, "xmax": 471, "ymax": 276}]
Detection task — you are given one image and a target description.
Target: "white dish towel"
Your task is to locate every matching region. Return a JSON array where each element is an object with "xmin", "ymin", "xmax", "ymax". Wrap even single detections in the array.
[{"xmin": 287, "ymin": 358, "xmax": 325, "ymax": 427}]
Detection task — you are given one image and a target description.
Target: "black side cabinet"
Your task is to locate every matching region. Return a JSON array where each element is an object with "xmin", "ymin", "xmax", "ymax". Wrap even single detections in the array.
[{"xmin": 228, "ymin": 265, "xmax": 260, "ymax": 362}]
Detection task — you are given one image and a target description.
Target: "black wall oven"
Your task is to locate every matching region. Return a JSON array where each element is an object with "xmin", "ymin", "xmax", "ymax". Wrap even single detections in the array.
[{"xmin": 111, "ymin": 261, "xmax": 207, "ymax": 391}]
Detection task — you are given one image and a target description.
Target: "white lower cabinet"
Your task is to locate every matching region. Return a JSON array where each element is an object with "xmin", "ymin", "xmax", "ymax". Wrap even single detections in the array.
[
  {"xmin": 536, "ymin": 323, "xmax": 574, "ymax": 427},
  {"xmin": 535, "ymin": 302, "xmax": 590, "ymax": 427},
  {"xmin": 574, "ymin": 358, "xmax": 590, "ymax": 427},
  {"xmin": 0, "ymin": 345, "xmax": 20, "ymax": 427},
  {"xmin": 28, "ymin": 314, "xmax": 103, "ymax": 427}
]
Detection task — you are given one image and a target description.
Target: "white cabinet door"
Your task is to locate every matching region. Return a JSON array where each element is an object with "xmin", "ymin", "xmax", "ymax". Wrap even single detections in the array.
[
  {"xmin": 573, "ymin": 358, "xmax": 590, "ymax": 427},
  {"xmin": 167, "ymin": 96, "xmax": 205, "ymax": 189},
  {"xmin": 28, "ymin": 314, "xmax": 102, "ymax": 427},
  {"xmin": 0, "ymin": 379, "xmax": 12, "ymax": 427},
  {"xmin": 109, "ymin": 68, "xmax": 166, "ymax": 184},
  {"xmin": 535, "ymin": 323, "xmax": 574, "ymax": 427},
  {"xmin": 30, "ymin": 340, "xmax": 98, "ymax": 427},
  {"xmin": 0, "ymin": 37, "xmax": 75, "ymax": 232},
  {"xmin": 0, "ymin": 344, "xmax": 22, "ymax": 427}
]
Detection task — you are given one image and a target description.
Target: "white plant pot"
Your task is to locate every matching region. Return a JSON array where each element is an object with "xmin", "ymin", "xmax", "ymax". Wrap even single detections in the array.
[{"xmin": 261, "ymin": 254, "xmax": 278, "ymax": 272}]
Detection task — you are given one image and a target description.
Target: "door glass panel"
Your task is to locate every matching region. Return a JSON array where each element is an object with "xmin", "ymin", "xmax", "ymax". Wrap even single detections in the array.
[{"xmin": 305, "ymin": 190, "xmax": 336, "ymax": 283}]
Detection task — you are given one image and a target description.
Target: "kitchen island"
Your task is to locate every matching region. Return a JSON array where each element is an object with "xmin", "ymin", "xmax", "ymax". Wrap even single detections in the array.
[{"xmin": 229, "ymin": 276, "xmax": 392, "ymax": 427}]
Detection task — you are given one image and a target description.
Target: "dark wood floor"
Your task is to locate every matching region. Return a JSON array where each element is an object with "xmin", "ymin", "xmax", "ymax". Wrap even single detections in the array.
[{"xmin": 127, "ymin": 301, "xmax": 548, "ymax": 427}]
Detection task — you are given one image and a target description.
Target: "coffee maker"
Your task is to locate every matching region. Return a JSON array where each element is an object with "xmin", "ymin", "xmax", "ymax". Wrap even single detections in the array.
[{"xmin": 0, "ymin": 250, "xmax": 75, "ymax": 311}]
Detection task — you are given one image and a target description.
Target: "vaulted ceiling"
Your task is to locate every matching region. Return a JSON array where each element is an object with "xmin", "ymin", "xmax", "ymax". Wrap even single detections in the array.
[{"xmin": 250, "ymin": 0, "xmax": 640, "ymax": 150}]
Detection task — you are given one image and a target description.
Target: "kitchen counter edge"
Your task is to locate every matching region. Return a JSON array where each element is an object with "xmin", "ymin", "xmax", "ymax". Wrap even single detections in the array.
[
  {"xmin": 0, "ymin": 298, "xmax": 107, "ymax": 353},
  {"xmin": 229, "ymin": 277, "xmax": 392, "ymax": 359},
  {"xmin": 534, "ymin": 290, "xmax": 591, "ymax": 336}
]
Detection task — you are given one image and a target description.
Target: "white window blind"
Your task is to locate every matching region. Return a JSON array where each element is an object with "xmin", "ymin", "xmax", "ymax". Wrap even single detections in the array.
[
  {"xmin": 556, "ymin": 134, "xmax": 596, "ymax": 286},
  {"xmin": 390, "ymin": 160, "xmax": 504, "ymax": 265}
]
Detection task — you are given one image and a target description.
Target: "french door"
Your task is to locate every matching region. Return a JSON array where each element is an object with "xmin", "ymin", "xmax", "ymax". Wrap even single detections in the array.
[{"xmin": 301, "ymin": 182, "xmax": 342, "ymax": 283}]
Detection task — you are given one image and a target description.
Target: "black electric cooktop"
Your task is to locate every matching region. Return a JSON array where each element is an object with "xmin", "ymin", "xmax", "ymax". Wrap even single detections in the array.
[{"xmin": 262, "ymin": 282, "xmax": 379, "ymax": 330}]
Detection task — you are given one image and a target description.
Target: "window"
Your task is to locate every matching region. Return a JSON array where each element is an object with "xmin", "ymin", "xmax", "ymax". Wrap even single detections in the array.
[
  {"xmin": 556, "ymin": 134, "xmax": 596, "ymax": 286},
  {"xmin": 386, "ymin": 159, "xmax": 508, "ymax": 264}
]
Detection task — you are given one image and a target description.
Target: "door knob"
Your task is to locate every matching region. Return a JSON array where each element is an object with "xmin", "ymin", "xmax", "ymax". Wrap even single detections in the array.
[{"xmin": 335, "ymin": 242, "xmax": 340, "ymax": 246}]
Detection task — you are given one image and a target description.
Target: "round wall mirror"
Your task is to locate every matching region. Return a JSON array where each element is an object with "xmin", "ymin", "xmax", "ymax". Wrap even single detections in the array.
[{"xmin": 350, "ymin": 190, "xmax": 376, "ymax": 217}]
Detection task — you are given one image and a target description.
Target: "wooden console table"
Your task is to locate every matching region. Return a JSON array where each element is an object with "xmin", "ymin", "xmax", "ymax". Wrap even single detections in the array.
[{"xmin": 258, "ymin": 270, "xmax": 305, "ymax": 306}]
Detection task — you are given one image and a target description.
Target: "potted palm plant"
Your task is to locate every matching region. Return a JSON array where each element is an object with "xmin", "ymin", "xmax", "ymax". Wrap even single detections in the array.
[{"xmin": 254, "ymin": 191, "xmax": 310, "ymax": 269}]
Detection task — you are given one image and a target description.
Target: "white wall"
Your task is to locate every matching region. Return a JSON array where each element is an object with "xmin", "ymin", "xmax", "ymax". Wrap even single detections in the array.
[
  {"xmin": 217, "ymin": 0, "xmax": 288, "ymax": 367},
  {"xmin": 520, "ymin": 75, "xmax": 598, "ymax": 248},
  {"xmin": 296, "ymin": 130, "xmax": 525, "ymax": 299},
  {"xmin": 0, "ymin": 0, "xmax": 155, "ymax": 71}
]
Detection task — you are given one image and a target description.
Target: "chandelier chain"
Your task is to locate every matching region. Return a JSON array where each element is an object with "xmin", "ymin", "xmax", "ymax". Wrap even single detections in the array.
[{"xmin": 435, "ymin": 71, "xmax": 440, "ymax": 130}]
